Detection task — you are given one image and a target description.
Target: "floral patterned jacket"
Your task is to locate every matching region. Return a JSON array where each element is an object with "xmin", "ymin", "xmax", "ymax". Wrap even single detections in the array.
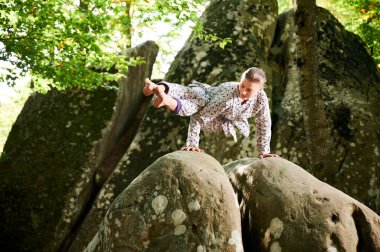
[{"xmin": 174, "ymin": 81, "xmax": 272, "ymax": 154}]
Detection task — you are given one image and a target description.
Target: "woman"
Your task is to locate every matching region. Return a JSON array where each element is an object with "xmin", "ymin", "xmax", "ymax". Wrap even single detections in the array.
[{"xmin": 143, "ymin": 67, "xmax": 279, "ymax": 158}]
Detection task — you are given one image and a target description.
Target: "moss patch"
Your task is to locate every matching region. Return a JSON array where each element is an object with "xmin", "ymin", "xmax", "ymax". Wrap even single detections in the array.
[{"xmin": 0, "ymin": 87, "xmax": 117, "ymax": 252}]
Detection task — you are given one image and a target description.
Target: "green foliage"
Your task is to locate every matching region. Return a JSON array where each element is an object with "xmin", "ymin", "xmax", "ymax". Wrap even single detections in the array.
[
  {"xmin": 134, "ymin": 0, "xmax": 205, "ymax": 28},
  {"xmin": 4, "ymin": 0, "xmax": 376, "ymax": 92},
  {"xmin": 196, "ymin": 32, "xmax": 232, "ymax": 49},
  {"xmin": 317, "ymin": 0, "xmax": 380, "ymax": 66},
  {"xmin": 334, "ymin": 0, "xmax": 380, "ymax": 65},
  {"xmin": 278, "ymin": 0, "xmax": 292, "ymax": 13},
  {"xmin": 0, "ymin": 0, "xmax": 218, "ymax": 91},
  {"xmin": 0, "ymin": 82, "xmax": 31, "ymax": 153},
  {"xmin": 0, "ymin": 0, "xmax": 133, "ymax": 91},
  {"xmin": 130, "ymin": 0, "xmax": 212, "ymax": 78},
  {"xmin": 130, "ymin": 0, "xmax": 231, "ymax": 76}
]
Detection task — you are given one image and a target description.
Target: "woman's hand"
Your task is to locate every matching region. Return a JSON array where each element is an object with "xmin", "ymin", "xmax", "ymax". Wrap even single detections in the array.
[
  {"xmin": 181, "ymin": 146, "xmax": 204, "ymax": 152},
  {"xmin": 259, "ymin": 153, "xmax": 280, "ymax": 159}
]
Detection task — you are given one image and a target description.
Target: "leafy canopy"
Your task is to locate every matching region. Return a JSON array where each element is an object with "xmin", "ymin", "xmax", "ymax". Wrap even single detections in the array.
[
  {"xmin": 3, "ymin": 0, "xmax": 376, "ymax": 92},
  {"xmin": 1, "ymin": 0, "xmax": 128, "ymax": 91},
  {"xmin": 1, "ymin": 0, "xmax": 231, "ymax": 91},
  {"xmin": 329, "ymin": 0, "xmax": 380, "ymax": 66}
]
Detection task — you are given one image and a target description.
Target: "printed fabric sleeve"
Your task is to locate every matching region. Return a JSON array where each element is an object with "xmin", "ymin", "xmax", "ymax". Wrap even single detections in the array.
[
  {"xmin": 255, "ymin": 91, "xmax": 272, "ymax": 154},
  {"xmin": 185, "ymin": 116, "xmax": 201, "ymax": 148}
]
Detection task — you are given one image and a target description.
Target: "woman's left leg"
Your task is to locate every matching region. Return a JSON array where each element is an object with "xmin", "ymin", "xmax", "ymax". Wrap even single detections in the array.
[{"xmin": 144, "ymin": 78, "xmax": 206, "ymax": 116}]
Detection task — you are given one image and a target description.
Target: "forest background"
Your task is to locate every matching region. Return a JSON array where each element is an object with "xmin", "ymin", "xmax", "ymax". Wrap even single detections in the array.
[{"xmin": 0, "ymin": 0, "xmax": 379, "ymax": 153}]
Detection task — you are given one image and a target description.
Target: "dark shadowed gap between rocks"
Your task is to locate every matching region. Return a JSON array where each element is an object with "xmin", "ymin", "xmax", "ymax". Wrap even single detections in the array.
[
  {"xmin": 57, "ymin": 96, "xmax": 152, "ymax": 252},
  {"xmin": 352, "ymin": 206, "xmax": 377, "ymax": 252}
]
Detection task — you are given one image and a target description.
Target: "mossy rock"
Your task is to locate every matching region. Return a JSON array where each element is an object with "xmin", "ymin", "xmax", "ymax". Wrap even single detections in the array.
[{"xmin": 0, "ymin": 88, "xmax": 117, "ymax": 252}]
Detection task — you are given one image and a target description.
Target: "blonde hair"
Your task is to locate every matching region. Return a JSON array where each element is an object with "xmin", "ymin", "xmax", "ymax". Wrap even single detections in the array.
[{"xmin": 240, "ymin": 67, "xmax": 266, "ymax": 87}]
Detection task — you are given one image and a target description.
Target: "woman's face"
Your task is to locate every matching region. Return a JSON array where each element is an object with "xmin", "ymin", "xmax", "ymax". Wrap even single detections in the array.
[{"xmin": 238, "ymin": 79, "xmax": 262, "ymax": 100}]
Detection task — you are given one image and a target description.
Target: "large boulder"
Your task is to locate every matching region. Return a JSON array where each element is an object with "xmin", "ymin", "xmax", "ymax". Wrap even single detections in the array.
[
  {"xmin": 67, "ymin": 41, "xmax": 159, "ymax": 251},
  {"xmin": 72, "ymin": 3, "xmax": 380, "ymax": 249},
  {"xmin": 269, "ymin": 7, "xmax": 380, "ymax": 213},
  {"xmin": 0, "ymin": 41, "xmax": 158, "ymax": 252},
  {"xmin": 94, "ymin": 40, "xmax": 160, "ymax": 184},
  {"xmin": 225, "ymin": 157, "xmax": 380, "ymax": 252},
  {"xmin": 85, "ymin": 151, "xmax": 243, "ymax": 252},
  {"xmin": 69, "ymin": 0, "xmax": 280, "ymax": 250},
  {"xmin": 0, "ymin": 87, "xmax": 117, "ymax": 252}
]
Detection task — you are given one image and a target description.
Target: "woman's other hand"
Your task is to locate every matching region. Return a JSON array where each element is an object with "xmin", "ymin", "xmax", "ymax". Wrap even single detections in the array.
[
  {"xmin": 259, "ymin": 153, "xmax": 280, "ymax": 159},
  {"xmin": 181, "ymin": 146, "xmax": 204, "ymax": 152}
]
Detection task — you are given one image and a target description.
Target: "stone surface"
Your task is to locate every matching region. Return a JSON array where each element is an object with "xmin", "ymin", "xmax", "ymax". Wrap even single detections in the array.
[
  {"xmin": 225, "ymin": 157, "xmax": 380, "ymax": 252},
  {"xmin": 1, "ymin": 1, "xmax": 380, "ymax": 250},
  {"xmin": 85, "ymin": 151, "xmax": 243, "ymax": 252},
  {"xmin": 0, "ymin": 87, "xmax": 117, "ymax": 252},
  {"xmin": 270, "ymin": 7, "xmax": 380, "ymax": 213},
  {"xmin": 95, "ymin": 40, "xmax": 159, "ymax": 181},
  {"xmin": 73, "ymin": 0, "xmax": 280, "ymax": 250},
  {"xmin": 74, "ymin": 5, "xmax": 380, "ymax": 250},
  {"xmin": 0, "ymin": 41, "xmax": 158, "ymax": 252},
  {"xmin": 66, "ymin": 41, "xmax": 159, "ymax": 252}
]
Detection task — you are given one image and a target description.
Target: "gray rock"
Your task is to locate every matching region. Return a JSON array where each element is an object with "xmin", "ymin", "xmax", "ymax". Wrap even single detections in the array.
[
  {"xmin": 270, "ymin": 8, "xmax": 380, "ymax": 213},
  {"xmin": 95, "ymin": 40, "xmax": 159, "ymax": 184},
  {"xmin": 85, "ymin": 151, "xmax": 243, "ymax": 252},
  {"xmin": 0, "ymin": 87, "xmax": 117, "ymax": 252},
  {"xmin": 0, "ymin": 41, "xmax": 158, "ymax": 252},
  {"xmin": 225, "ymin": 157, "xmax": 380, "ymax": 252},
  {"xmin": 77, "ymin": 0, "xmax": 280, "ymax": 249},
  {"xmin": 63, "ymin": 41, "xmax": 159, "ymax": 252},
  {"xmin": 79, "ymin": 4, "xmax": 380, "ymax": 250}
]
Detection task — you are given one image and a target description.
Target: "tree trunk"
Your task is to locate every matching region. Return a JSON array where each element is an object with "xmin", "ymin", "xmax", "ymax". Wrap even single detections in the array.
[
  {"xmin": 294, "ymin": 0, "xmax": 328, "ymax": 171},
  {"xmin": 79, "ymin": 0, "xmax": 88, "ymax": 10},
  {"xmin": 124, "ymin": 0, "xmax": 133, "ymax": 48}
]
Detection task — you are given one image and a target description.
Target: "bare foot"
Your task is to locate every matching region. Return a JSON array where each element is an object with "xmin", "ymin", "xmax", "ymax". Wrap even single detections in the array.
[
  {"xmin": 143, "ymin": 78, "xmax": 156, "ymax": 96},
  {"xmin": 153, "ymin": 89, "xmax": 167, "ymax": 108}
]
